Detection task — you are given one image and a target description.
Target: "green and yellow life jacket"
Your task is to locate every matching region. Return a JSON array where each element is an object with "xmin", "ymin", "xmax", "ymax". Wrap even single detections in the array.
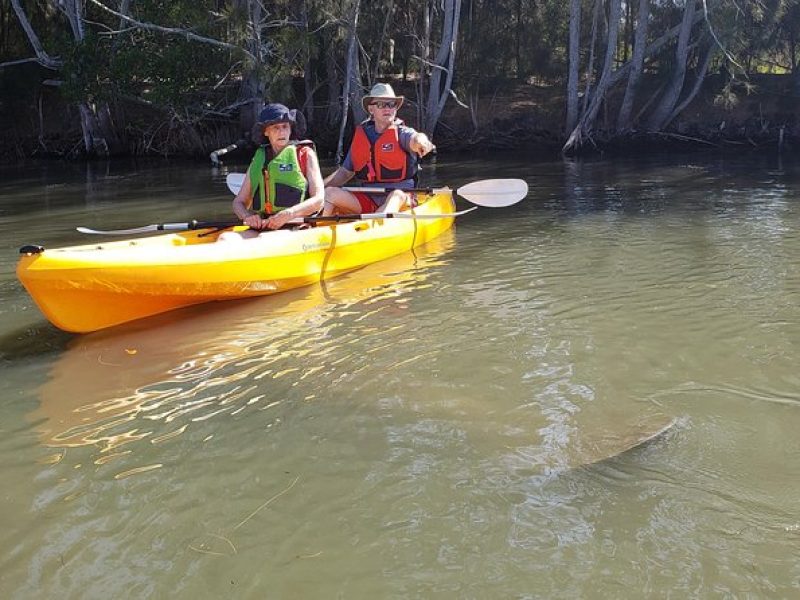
[{"xmin": 247, "ymin": 141, "xmax": 314, "ymax": 214}]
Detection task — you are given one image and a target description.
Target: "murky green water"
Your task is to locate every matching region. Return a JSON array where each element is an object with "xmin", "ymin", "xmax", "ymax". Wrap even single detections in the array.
[{"xmin": 1, "ymin": 153, "xmax": 799, "ymax": 597}]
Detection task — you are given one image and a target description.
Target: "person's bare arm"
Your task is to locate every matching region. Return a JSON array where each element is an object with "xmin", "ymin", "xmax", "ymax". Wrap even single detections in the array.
[
  {"xmin": 303, "ymin": 149, "xmax": 325, "ymax": 208},
  {"xmin": 409, "ymin": 132, "xmax": 435, "ymax": 157},
  {"xmin": 324, "ymin": 166, "xmax": 355, "ymax": 188},
  {"xmin": 232, "ymin": 173, "xmax": 254, "ymax": 220}
]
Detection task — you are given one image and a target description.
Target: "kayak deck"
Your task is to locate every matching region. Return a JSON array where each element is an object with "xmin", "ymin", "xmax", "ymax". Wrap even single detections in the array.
[{"xmin": 17, "ymin": 190, "xmax": 456, "ymax": 333}]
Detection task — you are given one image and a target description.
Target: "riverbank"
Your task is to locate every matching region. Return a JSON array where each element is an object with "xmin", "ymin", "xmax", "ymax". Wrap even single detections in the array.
[
  {"xmin": 431, "ymin": 74, "xmax": 800, "ymax": 156},
  {"xmin": 2, "ymin": 74, "xmax": 799, "ymax": 164}
]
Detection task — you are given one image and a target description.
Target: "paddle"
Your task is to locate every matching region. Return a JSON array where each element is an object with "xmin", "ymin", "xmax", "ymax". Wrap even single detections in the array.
[
  {"xmin": 225, "ymin": 173, "xmax": 528, "ymax": 208},
  {"xmin": 77, "ymin": 220, "xmax": 242, "ymax": 236},
  {"xmin": 77, "ymin": 176, "xmax": 528, "ymax": 235},
  {"xmin": 209, "ymin": 138, "xmax": 247, "ymax": 165},
  {"xmin": 76, "ymin": 208, "xmax": 480, "ymax": 236}
]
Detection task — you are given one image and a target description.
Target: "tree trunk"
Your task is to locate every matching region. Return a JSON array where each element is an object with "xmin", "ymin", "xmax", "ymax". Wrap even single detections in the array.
[
  {"xmin": 581, "ymin": 0, "xmax": 604, "ymax": 115},
  {"xmin": 301, "ymin": 0, "xmax": 315, "ymax": 125},
  {"xmin": 416, "ymin": 0, "xmax": 432, "ymax": 127},
  {"xmin": 792, "ymin": 29, "xmax": 800, "ymax": 95},
  {"xmin": 664, "ymin": 37, "xmax": 716, "ymax": 128},
  {"xmin": 563, "ymin": 0, "xmax": 622, "ymax": 154},
  {"xmin": 111, "ymin": 0, "xmax": 131, "ymax": 54},
  {"xmin": 77, "ymin": 102, "xmax": 123, "ymax": 157},
  {"xmin": 562, "ymin": 6, "xmax": 704, "ymax": 153},
  {"xmin": 325, "ymin": 31, "xmax": 343, "ymax": 129},
  {"xmin": 565, "ymin": 0, "xmax": 582, "ymax": 133},
  {"xmin": 607, "ymin": 9, "xmax": 703, "ymax": 90},
  {"xmin": 622, "ymin": 0, "xmax": 631, "ymax": 63},
  {"xmin": 336, "ymin": 0, "xmax": 361, "ymax": 165},
  {"xmin": 422, "ymin": 0, "xmax": 461, "ymax": 135},
  {"xmin": 515, "ymin": 0, "xmax": 523, "ymax": 77},
  {"xmin": 646, "ymin": 0, "xmax": 697, "ymax": 131},
  {"xmin": 371, "ymin": 0, "xmax": 395, "ymax": 82},
  {"xmin": 60, "ymin": 1, "xmax": 125, "ymax": 155},
  {"xmin": 59, "ymin": 0, "xmax": 85, "ymax": 41},
  {"xmin": 235, "ymin": 0, "xmax": 265, "ymax": 139},
  {"xmin": 617, "ymin": 0, "xmax": 650, "ymax": 132}
]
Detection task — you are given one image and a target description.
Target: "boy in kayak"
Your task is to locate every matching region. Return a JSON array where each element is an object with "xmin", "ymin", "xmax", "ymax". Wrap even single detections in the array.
[
  {"xmin": 223, "ymin": 103, "xmax": 325, "ymax": 239},
  {"xmin": 323, "ymin": 83, "xmax": 435, "ymax": 215}
]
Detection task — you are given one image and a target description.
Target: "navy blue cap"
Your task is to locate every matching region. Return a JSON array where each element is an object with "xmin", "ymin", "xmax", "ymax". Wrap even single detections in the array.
[{"xmin": 258, "ymin": 103, "xmax": 295, "ymax": 127}]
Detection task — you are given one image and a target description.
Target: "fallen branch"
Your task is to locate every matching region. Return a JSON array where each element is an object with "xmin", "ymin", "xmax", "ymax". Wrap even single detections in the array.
[{"xmin": 657, "ymin": 132, "xmax": 719, "ymax": 147}]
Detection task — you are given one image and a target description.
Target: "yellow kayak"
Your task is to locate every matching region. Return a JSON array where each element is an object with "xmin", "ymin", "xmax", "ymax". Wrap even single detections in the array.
[{"xmin": 17, "ymin": 190, "xmax": 456, "ymax": 333}]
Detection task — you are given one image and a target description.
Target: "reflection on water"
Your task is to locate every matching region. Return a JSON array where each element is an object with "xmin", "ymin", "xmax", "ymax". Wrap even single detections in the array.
[
  {"xmin": 3, "ymin": 154, "xmax": 800, "ymax": 597},
  {"xmin": 32, "ymin": 233, "xmax": 457, "ymax": 476}
]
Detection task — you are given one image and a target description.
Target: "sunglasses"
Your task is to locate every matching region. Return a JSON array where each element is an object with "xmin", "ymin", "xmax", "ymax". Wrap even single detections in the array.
[{"xmin": 370, "ymin": 101, "xmax": 398, "ymax": 109}]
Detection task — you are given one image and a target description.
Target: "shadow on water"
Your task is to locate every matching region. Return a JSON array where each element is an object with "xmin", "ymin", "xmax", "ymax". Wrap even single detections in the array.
[
  {"xmin": 567, "ymin": 414, "xmax": 682, "ymax": 470},
  {"xmin": 0, "ymin": 322, "xmax": 74, "ymax": 361}
]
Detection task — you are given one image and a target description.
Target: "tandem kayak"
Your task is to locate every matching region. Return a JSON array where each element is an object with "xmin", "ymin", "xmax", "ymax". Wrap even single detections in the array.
[{"xmin": 17, "ymin": 190, "xmax": 456, "ymax": 333}]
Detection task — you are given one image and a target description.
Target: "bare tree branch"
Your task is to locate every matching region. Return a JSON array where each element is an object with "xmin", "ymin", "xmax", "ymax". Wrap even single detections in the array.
[
  {"xmin": 8, "ymin": 0, "xmax": 62, "ymax": 69},
  {"xmin": 448, "ymin": 88, "xmax": 469, "ymax": 109},
  {"xmin": 0, "ymin": 57, "xmax": 48, "ymax": 69},
  {"xmin": 702, "ymin": 0, "xmax": 743, "ymax": 71},
  {"xmin": 86, "ymin": 0, "xmax": 257, "ymax": 61},
  {"xmin": 411, "ymin": 54, "xmax": 448, "ymax": 72}
]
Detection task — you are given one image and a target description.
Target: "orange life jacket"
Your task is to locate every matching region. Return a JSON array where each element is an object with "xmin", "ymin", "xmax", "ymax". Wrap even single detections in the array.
[{"xmin": 349, "ymin": 123, "xmax": 417, "ymax": 183}]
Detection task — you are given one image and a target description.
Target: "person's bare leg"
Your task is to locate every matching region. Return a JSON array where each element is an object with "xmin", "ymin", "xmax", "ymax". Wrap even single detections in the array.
[
  {"xmin": 323, "ymin": 187, "xmax": 363, "ymax": 216},
  {"xmin": 377, "ymin": 189, "xmax": 410, "ymax": 213}
]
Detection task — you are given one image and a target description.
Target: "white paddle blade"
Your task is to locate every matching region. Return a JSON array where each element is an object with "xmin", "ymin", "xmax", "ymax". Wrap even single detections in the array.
[
  {"xmin": 456, "ymin": 178, "xmax": 528, "ymax": 207},
  {"xmin": 77, "ymin": 224, "xmax": 161, "ymax": 235},
  {"xmin": 226, "ymin": 172, "xmax": 246, "ymax": 195}
]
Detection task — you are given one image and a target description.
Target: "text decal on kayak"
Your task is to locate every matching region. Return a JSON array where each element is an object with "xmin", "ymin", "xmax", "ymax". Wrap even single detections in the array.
[{"xmin": 302, "ymin": 241, "xmax": 331, "ymax": 252}]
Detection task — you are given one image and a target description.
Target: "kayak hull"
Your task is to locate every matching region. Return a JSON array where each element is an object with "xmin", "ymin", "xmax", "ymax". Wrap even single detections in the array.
[{"xmin": 17, "ymin": 191, "xmax": 456, "ymax": 333}]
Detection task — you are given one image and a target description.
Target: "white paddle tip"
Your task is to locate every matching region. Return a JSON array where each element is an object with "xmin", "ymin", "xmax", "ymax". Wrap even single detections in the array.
[
  {"xmin": 226, "ymin": 173, "xmax": 246, "ymax": 195},
  {"xmin": 456, "ymin": 178, "xmax": 529, "ymax": 207}
]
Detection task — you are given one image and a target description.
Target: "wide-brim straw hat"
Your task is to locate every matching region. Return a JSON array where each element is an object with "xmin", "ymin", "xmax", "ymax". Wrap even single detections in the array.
[{"xmin": 362, "ymin": 83, "xmax": 405, "ymax": 111}]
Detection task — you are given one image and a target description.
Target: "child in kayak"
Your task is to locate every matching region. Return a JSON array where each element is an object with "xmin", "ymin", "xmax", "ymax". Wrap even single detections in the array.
[
  {"xmin": 223, "ymin": 103, "xmax": 325, "ymax": 239},
  {"xmin": 323, "ymin": 83, "xmax": 435, "ymax": 215}
]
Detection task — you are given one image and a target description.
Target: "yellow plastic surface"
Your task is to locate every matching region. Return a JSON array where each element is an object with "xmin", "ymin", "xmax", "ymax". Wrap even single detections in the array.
[{"xmin": 16, "ymin": 191, "xmax": 456, "ymax": 332}]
